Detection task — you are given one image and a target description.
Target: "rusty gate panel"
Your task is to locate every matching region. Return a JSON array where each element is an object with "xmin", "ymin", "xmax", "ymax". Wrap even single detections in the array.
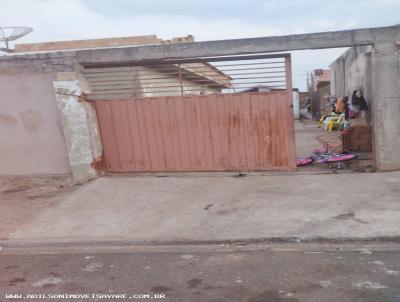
[{"xmin": 92, "ymin": 92, "xmax": 296, "ymax": 172}]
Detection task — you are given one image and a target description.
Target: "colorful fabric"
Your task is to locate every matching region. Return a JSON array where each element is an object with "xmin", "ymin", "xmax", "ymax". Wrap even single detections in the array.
[
  {"xmin": 322, "ymin": 113, "xmax": 345, "ymax": 132},
  {"xmin": 325, "ymin": 153, "xmax": 357, "ymax": 163},
  {"xmin": 335, "ymin": 97, "xmax": 345, "ymax": 113},
  {"xmin": 296, "ymin": 157, "xmax": 315, "ymax": 167},
  {"xmin": 351, "ymin": 89, "xmax": 368, "ymax": 111},
  {"xmin": 297, "ymin": 151, "xmax": 357, "ymax": 166}
]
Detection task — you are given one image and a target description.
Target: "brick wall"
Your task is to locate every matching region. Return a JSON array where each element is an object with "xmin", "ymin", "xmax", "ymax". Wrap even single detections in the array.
[
  {"xmin": 15, "ymin": 35, "xmax": 196, "ymax": 52},
  {"xmin": 342, "ymin": 126, "xmax": 372, "ymax": 152},
  {"xmin": 14, "ymin": 35, "xmax": 162, "ymax": 52}
]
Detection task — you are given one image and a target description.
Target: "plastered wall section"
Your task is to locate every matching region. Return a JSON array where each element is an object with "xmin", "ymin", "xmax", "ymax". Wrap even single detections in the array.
[
  {"xmin": 53, "ymin": 72, "xmax": 102, "ymax": 181},
  {"xmin": 0, "ymin": 73, "xmax": 71, "ymax": 175}
]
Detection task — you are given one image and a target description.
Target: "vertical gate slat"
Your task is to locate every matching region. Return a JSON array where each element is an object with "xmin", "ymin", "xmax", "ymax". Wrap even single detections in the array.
[
  {"xmin": 143, "ymin": 98, "xmax": 162, "ymax": 170},
  {"xmin": 216, "ymin": 94, "xmax": 227, "ymax": 169},
  {"xmin": 241, "ymin": 94, "xmax": 250, "ymax": 168},
  {"xmin": 154, "ymin": 98, "xmax": 168, "ymax": 170},
  {"xmin": 232, "ymin": 95, "xmax": 241, "ymax": 168},
  {"xmin": 193, "ymin": 96, "xmax": 205, "ymax": 169},
  {"xmin": 168, "ymin": 97, "xmax": 184, "ymax": 170},
  {"xmin": 250, "ymin": 94, "xmax": 262, "ymax": 168},
  {"xmin": 157, "ymin": 97, "xmax": 174, "ymax": 170},
  {"xmin": 235, "ymin": 94, "xmax": 246, "ymax": 169},
  {"xmin": 95, "ymin": 101, "xmax": 122, "ymax": 170},
  {"xmin": 208, "ymin": 95, "xmax": 222, "ymax": 169},
  {"xmin": 139, "ymin": 99, "xmax": 155, "ymax": 170},
  {"xmin": 269, "ymin": 93, "xmax": 280, "ymax": 168},
  {"xmin": 183, "ymin": 97, "xmax": 198, "ymax": 170},
  {"xmin": 111, "ymin": 101, "xmax": 135, "ymax": 170},
  {"xmin": 135, "ymin": 99, "xmax": 152, "ymax": 170},
  {"xmin": 229, "ymin": 94, "xmax": 238, "ymax": 169},
  {"xmin": 126, "ymin": 101, "xmax": 145, "ymax": 170},
  {"xmin": 243, "ymin": 93, "xmax": 256, "ymax": 170},
  {"xmin": 201, "ymin": 96, "xmax": 215, "ymax": 169},
  {"xmin": 174, "ymin": 98, "xmax": 193, "ymax": 171}
]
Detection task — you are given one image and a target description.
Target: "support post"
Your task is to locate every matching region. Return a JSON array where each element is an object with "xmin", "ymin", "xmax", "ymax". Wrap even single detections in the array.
[
  {"xmin": 178, "ymin": 64, "xmax": 184, "ymax": 95},
  {"xmin": 371, "ymin": 42, "xmax": 400, "ymax": 171},
  {"xmin": 53, "ymin": 72, "xmax": 103, "ymax": 181},
  {"xmin": 285, "ymin": 56, "xmax": 293, "ymax": 101},
  {"xmin": 284, "ymin": 55, "xmax": 297, "ymax": 170}
]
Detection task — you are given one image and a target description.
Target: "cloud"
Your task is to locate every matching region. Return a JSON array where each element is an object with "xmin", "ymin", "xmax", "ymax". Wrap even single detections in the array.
[
  {"xmin": 0, "ymin": 0, "xmax": 343, "ymax": 42},
  {"xmin": 1, "ymin": 0, "xmax": 399, "ymax": 90}
]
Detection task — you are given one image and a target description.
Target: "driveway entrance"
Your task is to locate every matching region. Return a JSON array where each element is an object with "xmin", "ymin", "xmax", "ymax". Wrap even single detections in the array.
[{"xmin": 88, "ymin": 54, "xmax": 296, "ymax": 172}]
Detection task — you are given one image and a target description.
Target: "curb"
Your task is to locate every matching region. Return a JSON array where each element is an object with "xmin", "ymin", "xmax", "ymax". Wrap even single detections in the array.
[{"xmin": 2, "ymin": 236, "xmax": 400, "ymax": 249}]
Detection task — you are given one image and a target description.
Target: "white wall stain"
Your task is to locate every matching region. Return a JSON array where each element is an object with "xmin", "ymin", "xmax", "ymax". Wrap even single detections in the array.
[{"xmin": 53, "ymin": 74, "xmax": 102, "ymax": 181}]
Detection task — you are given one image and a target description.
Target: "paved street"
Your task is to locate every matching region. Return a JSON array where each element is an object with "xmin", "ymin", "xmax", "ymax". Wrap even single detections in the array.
[{"xmin": 1, "ymin": 243, "xmax": 400, "ymax": 302}]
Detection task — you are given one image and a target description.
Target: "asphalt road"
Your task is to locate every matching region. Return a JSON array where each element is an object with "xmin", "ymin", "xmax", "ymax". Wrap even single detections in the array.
[{"xmin": 1, "ymin": 243, "xmax": 400, "ymax": 302}]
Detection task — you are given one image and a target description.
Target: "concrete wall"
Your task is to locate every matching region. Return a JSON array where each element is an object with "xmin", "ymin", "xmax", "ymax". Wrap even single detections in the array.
[
  {"xmin": 330, "ymin": 44, "xmax": 400, "ymax": 171},
  {"xmin": 371, "ymin": 42, "xmax": 400, "ymax": 171},
  {"xmin": 0, "ymin": 73, "xmax": 71, "ymax": 175},
  {"xmin": 330, "ymin": 46, "xmax": 372, "ymax": 103},
  {"xmin": 0, "ymin": 59, "xmax": 101, "ymax": 180}
]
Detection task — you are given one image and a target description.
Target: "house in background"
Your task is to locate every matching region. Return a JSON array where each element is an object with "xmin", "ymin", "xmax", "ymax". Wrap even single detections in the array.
[
  {"xmin": 83, "ymin": 61, "xmax": 232, "ymax": 99},
  {"xmin": 308, "ymin": 69, "xmax": 331, "ymax": 119},
  {"xmin": 310, "ymin": 69, "xmax": 330, "ymax": 91},
  {"xmin": 241, "ymin": 85, "xmax": 301, "ymax": 119},
  {"xmin": 15, "ymin": 35, "xmax": 232, "ymax": 100}
]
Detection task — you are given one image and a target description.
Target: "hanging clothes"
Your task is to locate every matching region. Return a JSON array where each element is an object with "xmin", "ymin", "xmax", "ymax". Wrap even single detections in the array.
[
  {"xmin": 343, "ymin": 96, "xmax": 349, "ymax": 120},
  {"xmin": 335, "ymin": 97, "xmax": 345, "ymax": 114},
  {"xmin": 351, "ymin": 89, "xmax": 368, "ymax": 111}
]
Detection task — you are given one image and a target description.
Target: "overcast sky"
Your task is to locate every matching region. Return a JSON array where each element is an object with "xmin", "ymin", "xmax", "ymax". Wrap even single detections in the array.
[{"xmin": 1, "ymin": 0, "xmax": 399, "ymax": 90}]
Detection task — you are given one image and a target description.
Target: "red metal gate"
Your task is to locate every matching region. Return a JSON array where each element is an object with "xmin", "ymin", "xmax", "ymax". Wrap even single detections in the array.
[{"xmin": 92, "ymin": 91, "xmax": 296, "ymax": 172}]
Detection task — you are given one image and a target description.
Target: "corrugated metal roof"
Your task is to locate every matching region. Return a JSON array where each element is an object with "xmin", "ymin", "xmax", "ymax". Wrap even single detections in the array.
[{"xmin": 318, "ymin": 70, "xmax": 330, "ymax": 82}]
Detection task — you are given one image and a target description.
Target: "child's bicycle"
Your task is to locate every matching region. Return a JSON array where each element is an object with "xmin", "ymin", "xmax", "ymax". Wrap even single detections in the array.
[{"xmin": 297, "ymin": 149, "xmax": 357, "ymax": 169}]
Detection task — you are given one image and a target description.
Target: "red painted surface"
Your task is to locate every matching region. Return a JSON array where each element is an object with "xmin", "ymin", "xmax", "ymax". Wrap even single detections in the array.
[{"xmin": 92, "ymin": 92, "xmax": 296, "ymax": 172}]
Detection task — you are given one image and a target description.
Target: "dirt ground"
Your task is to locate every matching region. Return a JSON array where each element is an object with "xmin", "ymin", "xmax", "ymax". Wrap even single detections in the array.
[
  {"xmin": 0, "ymin": 176, "xmax": 77, "ymax": 240},
  {"xmin": 4, "ymin": 171, "xmax": 400, "ymax": 244},
  {"xmin": 294, "ymin": 119, "xmax": 324, "ymax": 157}
]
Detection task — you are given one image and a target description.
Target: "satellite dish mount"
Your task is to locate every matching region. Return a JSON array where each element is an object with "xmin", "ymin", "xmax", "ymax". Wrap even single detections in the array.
[{"xmin": 0, "ymin": 26, "xmax": 33, "ymax": 52}]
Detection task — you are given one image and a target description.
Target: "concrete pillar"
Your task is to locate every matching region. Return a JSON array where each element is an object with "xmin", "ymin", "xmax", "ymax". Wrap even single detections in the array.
[
  {"xmin": 372, "ymin": 42, "xmax": 400, "ymax": 171},
  {"xmin": 53, "ymin": 72, "xmax": 103, "ymax": 181}
]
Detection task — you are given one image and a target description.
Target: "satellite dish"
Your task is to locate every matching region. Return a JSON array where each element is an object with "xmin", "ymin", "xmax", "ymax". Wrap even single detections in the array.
[{"xmin": 0, "ymin": 26, "xmax": 33, "ymax": 52}]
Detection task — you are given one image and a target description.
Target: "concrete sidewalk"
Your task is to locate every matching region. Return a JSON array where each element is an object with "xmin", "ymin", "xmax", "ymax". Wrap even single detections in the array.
[{"xmin": 3, "ymin": 172, "xmax": 400, "ymax": 245}]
